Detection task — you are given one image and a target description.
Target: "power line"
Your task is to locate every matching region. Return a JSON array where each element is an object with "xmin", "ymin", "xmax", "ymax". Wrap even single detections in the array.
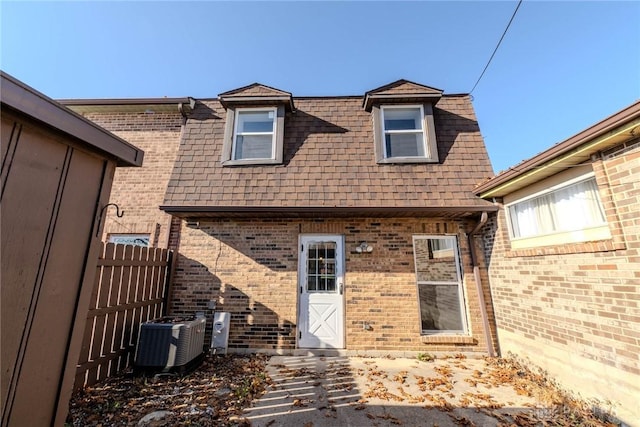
[{"xmin": 470, "ymin": 0, "xmax": 523, "ymax": 95}]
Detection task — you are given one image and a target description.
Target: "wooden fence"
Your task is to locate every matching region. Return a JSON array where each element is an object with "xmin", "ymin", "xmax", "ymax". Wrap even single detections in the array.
[{"xmin": 74, "ymin": 243, "xmax": 174, "ymax": 389}]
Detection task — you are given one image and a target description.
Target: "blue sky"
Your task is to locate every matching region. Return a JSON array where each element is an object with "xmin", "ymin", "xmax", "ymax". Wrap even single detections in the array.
[{"xmin": 2, "ymin": 1, "xmax": 638, "ymax": 172}]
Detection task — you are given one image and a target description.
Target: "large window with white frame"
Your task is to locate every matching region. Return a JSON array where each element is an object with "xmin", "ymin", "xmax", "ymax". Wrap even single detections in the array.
[
  {"xmin": 381, "ymin": 105, "xmax": 428, "ymax": 158},
  {"xmin": 506, "ymin": 175, "xmax": 607, "ymax": 241},
  {"xmin": 232, "ymin": 108, "xmax": 277, "ymax": 161},
  {"xmin": 413, "ymin": 235, "xmax": 467, "ymax": 334}
]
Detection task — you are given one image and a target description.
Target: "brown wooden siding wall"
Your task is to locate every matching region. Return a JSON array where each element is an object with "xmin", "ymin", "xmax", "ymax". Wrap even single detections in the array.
[
  {"xmin": 74, "ymin": 243, "xmax": 173, "ymax": 389},
  {"xmin": 1, "ymin": 112, "xmax": 116, "ymax": 426}
]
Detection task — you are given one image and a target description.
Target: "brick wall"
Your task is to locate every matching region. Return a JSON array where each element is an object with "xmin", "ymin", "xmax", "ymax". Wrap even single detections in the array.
[
  {"xmin": 168, "ymin": 217, "xmax": 497, "ymax": 354},
  {"xmin": 416, "ymin": 257, "xmax": 458, "ymax": 282},
  {"xmin": 483, "ymin": 143, "xmax": 640, "ymax": 423},
  {"xmin": 81, "ymin": 112, "xmax": 183, "ymax": 247}
]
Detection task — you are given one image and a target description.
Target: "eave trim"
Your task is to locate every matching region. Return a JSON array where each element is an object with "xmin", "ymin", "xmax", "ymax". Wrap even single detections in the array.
[
  {"xmin": 475, "ymin": 100, "xmax": 640, "ymax": 197},
  {"xmin": 1, "ymin": 71, "xmax": 143, "ymax": 167},
  {"xmin": 159, "ymin": 205, "xmax": 498, "ymax": 215}
]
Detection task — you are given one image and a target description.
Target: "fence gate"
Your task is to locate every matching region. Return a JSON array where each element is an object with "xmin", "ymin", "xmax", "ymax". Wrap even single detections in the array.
[{"xmin": 74, "ymin": 243, "xmax": 173, "ymax": 389}]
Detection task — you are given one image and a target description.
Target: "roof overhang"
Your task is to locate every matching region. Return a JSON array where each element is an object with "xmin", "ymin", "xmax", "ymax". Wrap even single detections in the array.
[
  {"xmin": 59, "ymin": 97, "xmax": 196, "ymax": 116},
  {"xmin": 219, "ymin": 95, "xmax": 295, "ymax": 112},
  {"xmin": 363, "ymin": 93, "xmax": 442, "ymax": 112},
  {"xmin": 159, "ymin": 205, "xmax": 498, "ymax": 219},
  {"xmin": 475, "ymin": 100, "xmax": 640, "ymax": 199},
  {"xmin": 1, "ymin": 71, "xmax": 144, "ymax": 167},
  {"xmin": 218, "ymin": 83, "xmax": 295, "ymax": 112},
  {"xmin": 362, "ymin": 79, "xmax": 444, "ymax": 112}
]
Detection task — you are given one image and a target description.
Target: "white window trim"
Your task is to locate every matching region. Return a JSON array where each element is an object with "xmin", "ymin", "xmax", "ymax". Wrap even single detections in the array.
[
  {"xmin": 372, "ymin": 103, "xmax": 438, "ymax": 164},
  {"xmin": 504, "ymin": 172, "xmax": 609, "ymax": 242},
  {"xmin": 381, "ymin": 105, "xmax": 428, "ymax": 159},
  {"xmin": 107, "ymin": 233, "xmax": 150, "ymax": 247},
  {"xmin": 505, "ymin": 172, "xmax": 596, "ymax": 207},
  {"xmin": 231, "ymin": 107, "xmax": 277, "ymax": 161},
  {"xmin": 412, "ymin": 235, "xmax": 468, "ymax": 335}
]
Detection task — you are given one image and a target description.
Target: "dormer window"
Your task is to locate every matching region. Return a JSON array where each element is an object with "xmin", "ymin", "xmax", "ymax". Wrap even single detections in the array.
[
  {"xmin": 219, "ymin": 83, "xmax": 294, "ymax": 166},
  {"xmin": 232, "ymin": 108, "xmax": 277, "ymax": 160},
  {"xmin": 363, "ymin": 80, "xmax": 442, "ymax": 164},
  {"xmin": 371, "ymin": 102, "xmax": 438, "ymax": 163},
  {"xmin": 381, "ymin": 105, "xmax": 427, "ymax": 158}
]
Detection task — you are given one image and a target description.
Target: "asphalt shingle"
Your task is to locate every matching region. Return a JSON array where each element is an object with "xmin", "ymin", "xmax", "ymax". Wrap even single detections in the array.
[{"xmin": 162, "ymin": 85, "xmax": 495, "ymax": 213}]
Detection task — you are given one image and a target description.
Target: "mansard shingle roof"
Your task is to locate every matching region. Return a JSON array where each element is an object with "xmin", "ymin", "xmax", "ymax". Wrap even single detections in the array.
[{"xmin": 162, "ymin": 84, "xmax": 495, "ymax": 217}]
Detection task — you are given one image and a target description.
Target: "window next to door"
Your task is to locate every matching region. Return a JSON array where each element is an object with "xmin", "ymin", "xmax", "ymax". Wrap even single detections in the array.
[{"xmin": 412, "ymin": 235, "xmax": 467, "ymax": 335}]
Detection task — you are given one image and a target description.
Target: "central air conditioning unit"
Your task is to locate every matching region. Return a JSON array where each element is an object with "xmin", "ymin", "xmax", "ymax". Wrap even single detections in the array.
[{"xmin": 135, "ymin": 315, "xmax": 206, "ymax": 372}]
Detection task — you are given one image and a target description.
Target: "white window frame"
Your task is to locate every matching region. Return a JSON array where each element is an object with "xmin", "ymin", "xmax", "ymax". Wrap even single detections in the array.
[
  {"xmin": 505, "ymin": 173, "xmax": 608, "ymax": 242},
  {"xmin": 107, "ymin": 233, "xmax": 150, "ymax": 247},
  {"xmin": 412, "ymin": 235, "xmax": 468, "ymax": 335},
  {"xmin": 231, "ymin": 107, "xmax": 277, "ymax": 161},
  {"xmin": 381, "ymin": 105, "xmax": 428, "ymax": 159}
]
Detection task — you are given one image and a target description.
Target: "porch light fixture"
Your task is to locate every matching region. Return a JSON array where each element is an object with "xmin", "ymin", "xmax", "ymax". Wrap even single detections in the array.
[{"xmin": 355, "ymin": 242, "xmax": 373, "ymax": 253}]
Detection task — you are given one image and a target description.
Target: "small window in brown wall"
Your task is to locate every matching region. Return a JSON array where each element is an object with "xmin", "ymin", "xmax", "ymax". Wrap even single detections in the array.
[
  {"xmin": 221, "ymin": 105, "xmax": 285, "ymax": 166},
  {"xmin": 372, "ymin": 103, "xmax": 439, "ymax": 164}
]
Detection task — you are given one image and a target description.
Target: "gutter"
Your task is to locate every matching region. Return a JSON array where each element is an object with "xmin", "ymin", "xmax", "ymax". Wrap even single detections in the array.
[
  {"xmin": 478, "ymin": 119, "xmax": 640, "ymax": 198},
  {"xmin": 159, "ymin": 205, "xmax": 498, "ymax": 218},
  {"xmin": 466, "ymin": 211, "xmax": 496, "ymax": 357},
  {"xmin": 178, "ymin": 97, "xmax": 196, "ymax": 117},
  {"xmin": 60, "ymin": 97, "xmax": 196, "ymax": 117},
  {"xmin": 475, "ymin": 100, "xmax": 640, "ymax": 198},
  {"xmin": 59, "ymin": 97, "xmax": 194, "ymax": 106}
]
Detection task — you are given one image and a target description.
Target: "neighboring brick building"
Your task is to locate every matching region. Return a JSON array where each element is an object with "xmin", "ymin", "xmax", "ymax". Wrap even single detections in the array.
[
  {"xmin": 159, "ymin": 80, "xmax": 500, "ymax": 355},
  {"xmin": 475, "ymin": 101, "xmax": 640, "ymax": 424},
  {"xmin": 62, "ymin": 98, "xmax": 194, "ymax": 247}
]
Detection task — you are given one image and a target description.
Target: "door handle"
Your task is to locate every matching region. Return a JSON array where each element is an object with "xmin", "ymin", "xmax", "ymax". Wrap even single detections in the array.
[{"xmin": 339, "ymin": 283, "xmax": 343, "ymax": 295}]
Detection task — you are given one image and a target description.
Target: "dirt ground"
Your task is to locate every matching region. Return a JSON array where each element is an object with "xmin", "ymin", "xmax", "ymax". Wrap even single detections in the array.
[
  {"xmin": 68, "ymin": 354, "xmax": 268, "ymax": 426},
  {"xmin": 68, "ymin": 353, "xmax": 621, "ymax": 426}
]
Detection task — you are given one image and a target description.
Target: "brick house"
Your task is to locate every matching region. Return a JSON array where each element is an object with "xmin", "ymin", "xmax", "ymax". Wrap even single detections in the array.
[
  {"xmin": 156, "ymin": 80, "xmax": 500, "ymax": 355},
  {"xmin": 475, "ymin": 101, "xmax": 640, "ymax": 423},
  {"xmin": 62, "ymin": 82, "xmax": 638, "ymax": 422},
  {"xmin": 61, "ymin": 97, "xmax": 194, "ymax": 247}
]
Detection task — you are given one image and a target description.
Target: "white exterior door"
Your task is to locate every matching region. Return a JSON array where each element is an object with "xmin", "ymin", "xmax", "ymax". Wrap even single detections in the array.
[{"xmin": 298, "ymin": 235, "xmax": 345, "ymax": 349}]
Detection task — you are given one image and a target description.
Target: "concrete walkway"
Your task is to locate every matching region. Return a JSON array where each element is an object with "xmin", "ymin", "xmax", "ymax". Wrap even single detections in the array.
[{"xmin": 244, "ymin": 355, "xmax": 548, "ymax": 427}]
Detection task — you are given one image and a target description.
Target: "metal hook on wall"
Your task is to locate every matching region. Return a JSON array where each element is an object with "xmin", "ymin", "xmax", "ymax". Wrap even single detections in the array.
[{"xmin": 96, "ymin": 203, "xmax": 124, "ymax": 237}]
